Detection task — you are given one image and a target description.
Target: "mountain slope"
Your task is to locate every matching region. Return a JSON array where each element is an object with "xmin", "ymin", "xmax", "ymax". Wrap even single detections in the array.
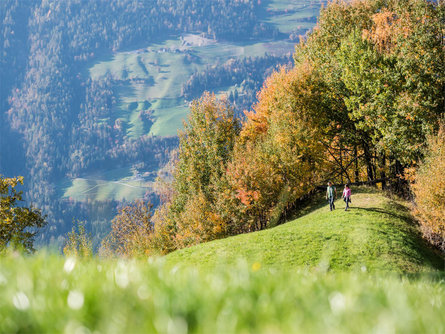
[{"xmin": 165, "ymin": 187, "xmax": 443, "ymax": 273}]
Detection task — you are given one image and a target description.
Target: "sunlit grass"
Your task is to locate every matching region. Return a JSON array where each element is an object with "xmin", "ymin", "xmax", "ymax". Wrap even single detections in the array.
[
  {"xmin": 166, "ymin": 187, "xmax": 444, "ymax": 273},
  {"xmin": 2, "ymin": 187, "xmax": 444, "ymax": 333},
  {"xmin": 0, "ymin": 253, "xmax": 444, "ymax": 333}
]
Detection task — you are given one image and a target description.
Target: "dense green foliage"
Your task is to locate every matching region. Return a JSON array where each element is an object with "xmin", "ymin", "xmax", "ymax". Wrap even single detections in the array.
[
  {"xmin": 0, "ymin": 176, "xmax": 46, "ymax": 252},
  {"xmin": 166, "ymin": 187, "xmax": 443, "ymax": 272},
  {"xmin": 296, "ymin": 0, "xmax": 445, "ymax": 174}
]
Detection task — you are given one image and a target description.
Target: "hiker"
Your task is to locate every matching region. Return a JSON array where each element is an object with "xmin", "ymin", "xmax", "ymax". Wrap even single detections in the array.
[
  {"xmin": 342, "ymin": 184, "xmax": 352, "ymax": 211},
  {"xmin": 326, "ymin": 181, "xmax": 337, "ymax": 211}
]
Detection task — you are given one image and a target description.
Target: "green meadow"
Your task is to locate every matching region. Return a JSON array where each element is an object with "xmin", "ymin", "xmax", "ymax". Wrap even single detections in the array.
[
  {"xmin": 263, "ymin": 0, "xmax": 321, "ymax": 34},
  {"xmin": 61, "ymin": 167, "xmax": 153, "ymax": 202},
  {"xmin": 1, "ymin": 187, "xmax": 444, "ymax": 333},
  {"xmin": 165, "ymin": 187, "xmax": 444, "ymax": 273},
  {"xmin": 88, "ymin": 37, "xmax": 296, "ymax": 138}
]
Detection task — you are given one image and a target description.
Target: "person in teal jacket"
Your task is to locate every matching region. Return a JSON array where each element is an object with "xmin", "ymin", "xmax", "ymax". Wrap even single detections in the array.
[{"xmin": 326, "ymin": 181, "xmax": 337, "ymax": 211}]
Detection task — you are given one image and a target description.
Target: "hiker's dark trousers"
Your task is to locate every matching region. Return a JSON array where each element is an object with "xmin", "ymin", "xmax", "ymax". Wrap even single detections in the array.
[
  {"xmin": 329, "ymin": 196, "xmax": 335, "ymax": 211},
  {"xmin": 344, "ymin": 196, "xmax": 350, "ymax": 209}
]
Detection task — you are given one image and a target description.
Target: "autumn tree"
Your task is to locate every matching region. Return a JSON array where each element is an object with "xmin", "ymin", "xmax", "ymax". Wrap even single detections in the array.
[
  {"xmin": 165, "ymin": 92, "xmax": 240, "ymax": 248},
  {"xmin": 0, "ymin": 176, "xmax": 46, "ymax": 252},
  {"xmin": 225, "ymin": 63, "xmax": 328, "ymax": 231},
  {"xmin": 296, "ymin": 0, "xmax": 445, "ymax": 185},
  {"xmin": 411, "ymin": 123, "xmax": 445, "ymax": 252},
  {"xmin": 63, "ymin": 220, "xmax": 93, "ymax": 257},
  {"xmin": 100, "ymin": 200, "xmax": 154, "ymax": 257}
]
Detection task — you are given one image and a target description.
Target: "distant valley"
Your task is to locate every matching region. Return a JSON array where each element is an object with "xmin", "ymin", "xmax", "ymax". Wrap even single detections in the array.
[{"xmin": 0, "ymin": 0, "xmax": 323, "ymax": 246}]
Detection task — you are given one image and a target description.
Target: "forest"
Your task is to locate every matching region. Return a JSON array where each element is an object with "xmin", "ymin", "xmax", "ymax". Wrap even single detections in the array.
[
  {"xmin": 182, "ymin": 54, "xmax": 293, "ymax": 113},
  {"xmin": 0, "ymin": 0, "xmax": 284, "ymax": 245},
  {"xmin": 89, "ymin": 0, "xmax": 444, "ymax": 257},
  {"xmin": 0, "ymin": 1, "xmax": 444, "ymax": 332}
]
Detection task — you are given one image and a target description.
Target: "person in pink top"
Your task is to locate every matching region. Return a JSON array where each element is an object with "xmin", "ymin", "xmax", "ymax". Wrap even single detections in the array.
[{"xmin": 342, "ymin": 184, "xmax": 352, "ymax": 211}]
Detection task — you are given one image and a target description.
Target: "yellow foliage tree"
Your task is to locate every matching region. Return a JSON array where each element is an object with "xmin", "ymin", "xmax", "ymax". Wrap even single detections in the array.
[
  {"xmin": 0, "ymin": 176, "xmax": 46, "ymax": 252},
  {"xmin": 100, "ymin": 200, "xmax": 154, "ymax": 257},
  {"xmin": 164, "ymin": 92, "xmax": 240, "ymax": 248},
  {"xmin": 412, "ymin": 123, "xmax": 445, "ymax": 251},
  {"xmin": 63, "ymin": 221, "xmax": 93, "ymax": 258}
]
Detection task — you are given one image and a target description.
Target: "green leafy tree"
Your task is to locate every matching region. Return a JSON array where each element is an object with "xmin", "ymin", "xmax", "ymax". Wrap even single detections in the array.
[
  {"xmin": 297, "ymin": 0, "xmax": 444, "ymax": 183},
  {"xmin": 166, "ymin": 92, "xmax": 240, "ymax": 248},
  {"xmin": 0, "ymin": 176, "xmax": 46, "ymax": 252}
]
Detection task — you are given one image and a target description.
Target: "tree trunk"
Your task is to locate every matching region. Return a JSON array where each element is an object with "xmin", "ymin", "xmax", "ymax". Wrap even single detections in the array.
[
  {"xmin": 362, "ymin": 140, "xmax": 374, "ymax": 181},
  {"xmin": 381, "ymin": 154, "xmax": 386, "ymax": 190},
  {"xmin": 354, "ymin": 144, "xmax": 359, "ymax": 183},
  {"xmin": 340, "ymin": 142, "xmax": 344, "ymax": 184}
]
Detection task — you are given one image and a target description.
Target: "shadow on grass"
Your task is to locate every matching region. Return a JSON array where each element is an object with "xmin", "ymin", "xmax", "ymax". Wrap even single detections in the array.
[
  {"xmin": 282, "ymin": 187, "xmax": 445, "ymax": 272},
  {"xmin": 349, "ymin": 207, "xmax": 412, "ymax": 225},
  {"xmin": 350, "ymin": 206, "xmax": 445, "ymax": 272},
  {"xmin": 281, "ymin": 192, "xmax": 328, "ymax": 222}
]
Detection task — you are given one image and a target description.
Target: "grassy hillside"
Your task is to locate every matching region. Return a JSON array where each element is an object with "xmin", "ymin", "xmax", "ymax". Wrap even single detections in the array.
[
  {"xmin": 166, "ymin": 187, "xmax": 444, "ymax": 273},
  {"xmin": 1, "ymin": 187, "xmax": 444, "ymax": 333}
]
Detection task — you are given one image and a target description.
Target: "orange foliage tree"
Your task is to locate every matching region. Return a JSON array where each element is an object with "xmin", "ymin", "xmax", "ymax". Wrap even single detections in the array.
[
  {"xmin": 225, "ymin": 63, "xmax": 328, "ymax": 231},
  {"xmin": 411, "ymin": 123, "xmax": 445, "ymax": 251}
]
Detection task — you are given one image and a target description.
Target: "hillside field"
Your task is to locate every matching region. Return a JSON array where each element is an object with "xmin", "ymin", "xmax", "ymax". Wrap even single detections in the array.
[
  {"xmin": 165, "ymin": 187, "xmax": 444, "ymax": 273},
  {"xmin": 88, "ymin": 38, "xmax": 296, "ymax": 138},
  {"xmin": 60, "ymin": 166, "xmax": 154, "ymax": 202},
  {"xmin": 1, "ymin": 187, "xmax": 444, "ymax": 333}
]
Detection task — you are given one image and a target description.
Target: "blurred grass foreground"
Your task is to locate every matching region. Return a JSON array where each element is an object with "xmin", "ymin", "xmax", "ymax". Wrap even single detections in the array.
[
  {"xmin": 0, "ymin": 253, "xmax": 444, "ymax": 333},
  {"xmin": 1, "ymin": 187, "xmax": 445, "ymax": 333}
]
